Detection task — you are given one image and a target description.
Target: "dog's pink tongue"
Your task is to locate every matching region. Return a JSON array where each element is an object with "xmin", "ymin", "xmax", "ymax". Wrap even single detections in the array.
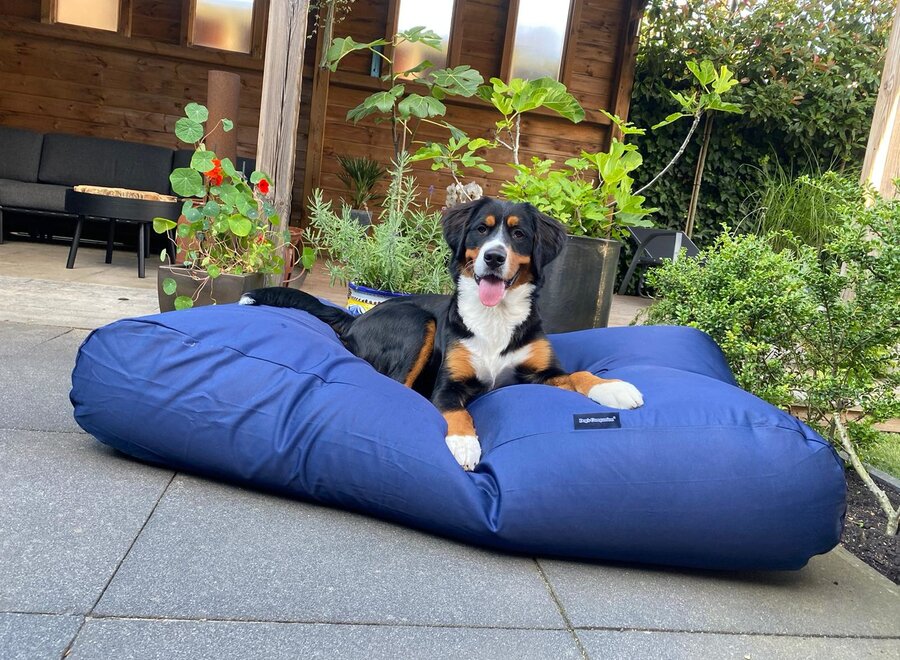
[{"xmin": 478, "ymin": 277, "xmax": 506, "ymax": 307}]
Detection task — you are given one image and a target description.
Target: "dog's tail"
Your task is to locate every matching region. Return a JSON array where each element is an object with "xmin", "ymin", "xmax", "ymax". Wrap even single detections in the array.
[{"xmin": 240, "ymin": 287, "xmax": 354, "ymax": 337}]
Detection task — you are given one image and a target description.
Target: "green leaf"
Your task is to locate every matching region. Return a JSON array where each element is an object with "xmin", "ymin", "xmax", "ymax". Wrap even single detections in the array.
[
  {"xmin": 250, "ymin": 170, "xmax": 269, "ymax": 184},
  {"xmin": 269, "ymin": 213, "xmax": 281, "ymax": 226},
  {"xmin": 527, "ymin": 78, "xmax": 585, "ymax": 122},
  {"xmin": 159, "ymin": 249, "xmax": 167, "ymax": 262},
  {"xmin": 397, "ymin": 26, "xmax": 442, "ymax": 49},
  {"xmin": 184, "ymin": 102, "xmax": 208, "ymax": 123},
  {"xmin": 221, "ymin": 118, "xmax": 234, "ymax": 132},
  {"xmin": 207, "ymin": 264, "xmax": 221, "ymax": 279},
  {"xmin": 397, "ymin": 94, "xmax": 446, "ymax": 119},
  {"xmin": 220, "ymin": 158, "xmax": 239, "ymax": 178},
  {"xmin": 152, "ymin": 217, "xmax": 177, "ymax": 233},
  {"xmin": 184, "ymin": 205, "xmax": 202, "ymax": 222},
  {"xmin": 162, "ymin": 277, "xmax": 178, "ymax": 295},
  {"xmin": 175, "ymin": 118, "xmax": 204, "ymax": 144},
  {"xmin": 169, "ymin": 168, "xmax": 205, "ymax": 197},
  {"xmin": 324, "ymin": 36, "xmax": 388, "ymax": 71},
  {"xmin": 301, "ymin": 246, "xmax": 316, "ymax": 270},
  {"xmin": 200, "ymin": 200, "xmax": 220, "ymax": 217},
  {"xmin": 228, "ymin": 215, "xmax": 253, "ymax": 236},
  {"xmin": 429, "ymin": 66, "xmax": 483, "ymax": 97},
  {"xmin": 190, "ymin": 149, "xmax": 217, "ymax": 172},
  {"xmin": 173, "ymin": 295, "xmax": 193, "ymax": 311},
  {"xmin": 652, "ymin": 112, "xmax": 688, "ymax": 130}
]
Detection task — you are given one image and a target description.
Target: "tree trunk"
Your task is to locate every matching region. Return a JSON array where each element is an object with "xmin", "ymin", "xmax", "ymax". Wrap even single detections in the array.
[{"xmin": 834, "ymin": 415, "xmax": 899, "ymax": 536}]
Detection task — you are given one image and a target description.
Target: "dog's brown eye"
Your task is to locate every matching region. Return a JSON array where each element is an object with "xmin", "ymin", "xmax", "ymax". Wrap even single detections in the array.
[
  {"xmin": 476, "ymin": 225, "xmax": 488, "ymax": 234},
  {"xmin": 512, "ymin": 229, "xmax": 525, "ymax": 240}
]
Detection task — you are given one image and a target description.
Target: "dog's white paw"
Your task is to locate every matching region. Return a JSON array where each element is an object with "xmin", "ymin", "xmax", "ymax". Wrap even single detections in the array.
[
  {"xmin": 238, "ymin": 294, "xmax": 257, "ymax": 306},
  {"xmin": 588, "ymin": 380, "xmax": 644, "ymax": 409},
  {"xmin": 445, "ymin": 434, "xmax": 481, "ymax": 471}
]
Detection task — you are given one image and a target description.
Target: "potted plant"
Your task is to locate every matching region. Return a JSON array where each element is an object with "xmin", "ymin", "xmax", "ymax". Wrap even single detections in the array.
[
  {"xmin": 336, "ymin": 155, "xmax": 386, "ymax": 225},
  {"xmin": 307, "ymin": 153, "xmax": 452, "ymax": 314},
  {"xmin": 152, "ymin": 102, "xmax": 293, "ymax": 311}
]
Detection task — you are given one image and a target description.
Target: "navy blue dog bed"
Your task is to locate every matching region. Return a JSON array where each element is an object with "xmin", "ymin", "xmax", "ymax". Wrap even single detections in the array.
[{"xmin": 70, "ymin": 304, "xmax": 845, "ymax": 570}]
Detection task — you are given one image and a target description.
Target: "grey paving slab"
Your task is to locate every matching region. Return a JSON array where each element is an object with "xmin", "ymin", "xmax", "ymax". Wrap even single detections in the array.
[
  {"xmin": 0, "ymin": 613, "xmax": 83, "ymax": 660},
  {"xmin": 0, "ymin": 326, "xmax": 89, "ymax": 433},
  {"xmin": 68, "ymin": 618, "xmax": 581, "ymax": 660},
  {"xmin": 580, "ymin": 630, "xmax": 900, "ymax": 659},
  {"xmin": 540, "ymin": 548, "xmax": 900, "ymax": 637},
  {"xmin": 0, "ymin": 429, "xmax": 174, "ymax": 613},
  {"xmin": 0, "ymin": 322, "xmax": 72, "ymax": 355},
  {"xmin": 96, "ymin": 476, "xmax": 565, "ymax": 628}
]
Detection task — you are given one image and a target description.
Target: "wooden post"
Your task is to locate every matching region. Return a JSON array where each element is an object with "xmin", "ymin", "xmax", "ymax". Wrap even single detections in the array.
[
  {"xmin": 861, "ymin": 1, "xmax": 900, "ymax": 199},
  {"xmin": 256, "ymin": 0, "xmax": 310, "ymax": 224},
  {"xmin": 609, "ymin": 0, "xmax": 646, "ymax": 143},
  {"xmin": 301, "ymin": 1, "xmax": 335, "ymax": 221},
  {"xmin": 206, "ymin": 70, "xmax": 241, "ymax": 164}
]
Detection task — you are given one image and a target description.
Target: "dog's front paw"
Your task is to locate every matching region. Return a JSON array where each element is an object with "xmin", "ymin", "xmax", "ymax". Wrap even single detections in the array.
[
  {"xmin": 445, "ymin": 434, "xmax": 481, "ymax": 471},
  {"xmin": 588, "ymin": 380, "xmax": 644, "ymax": 409},
  {"xmin": 238, "ymin": 294, "xmax": 258, "ymax": 305}
]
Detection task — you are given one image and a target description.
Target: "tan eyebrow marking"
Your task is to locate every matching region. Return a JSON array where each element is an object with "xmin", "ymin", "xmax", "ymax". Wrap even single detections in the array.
[
  {"xmin": 484, "ymin": 215, "xmax": 496, "ymax": 227},
  {"xmin": 507, "ymin": 215, "xmax": 519, "ymax": 227}
]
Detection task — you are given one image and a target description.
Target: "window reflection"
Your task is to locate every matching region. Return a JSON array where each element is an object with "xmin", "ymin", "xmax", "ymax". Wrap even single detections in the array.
[
  {"xmin": 394, "ymin": 0, "xmax": 456, "ymax": 77},
  {"xmin": 509, "ymin": 0, "xmax": 573, "ymax": 80},
  {"xmin": 56, "ymin": 0, "xmax": 119, "ymax": 32},
  {"xmin": 193, "ymin": 0, "xmax": 255, "ymax": 54}
]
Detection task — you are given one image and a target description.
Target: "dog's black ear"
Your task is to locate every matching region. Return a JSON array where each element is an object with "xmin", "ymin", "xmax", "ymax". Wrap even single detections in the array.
[
  {"xmin": 442, "ymin": 196, "xmax": 491, "ymax": 260},
  {"xmin": 529, "ymin": 205, "xmax": 568, "ymax": 281}
]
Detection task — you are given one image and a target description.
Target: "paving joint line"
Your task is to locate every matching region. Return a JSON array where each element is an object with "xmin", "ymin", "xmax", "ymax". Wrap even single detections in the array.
[
  {"xmin": 533, "ymin": 558, "xmax": 590, "ymax": 659},
  {"xmin": 60, "ymin": 471, "xmax": 178, "ymax": 658},
  {"xmin": 0, "ymin": 427, "xmax": 89, "ymax": 435},
  {"xmin": 573, "ymin": 626, "xmax": 900, "ymax": 640},
  {"xmin": 81, "ymin": 613, "xmax": 568, "ymax": 631}
]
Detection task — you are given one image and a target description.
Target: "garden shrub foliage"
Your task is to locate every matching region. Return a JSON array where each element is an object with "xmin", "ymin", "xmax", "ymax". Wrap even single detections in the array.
[
  {"xmin": 631, "ymin": 0, "xmax": 894, "ymax": 244},
  {"xmin": 644, "ymin": 175, "xmax": 900, "ymax": 533}
]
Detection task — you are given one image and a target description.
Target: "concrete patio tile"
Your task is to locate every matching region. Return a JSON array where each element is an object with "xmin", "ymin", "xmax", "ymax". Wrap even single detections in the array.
[
  {"xmin": 579, "ymin": 630, "xmax": 900, "ymax": 659},
  {"xmin": 0, "ymin": 322, "xmax": 72, "ymax": 355},
  {"xmin": 0, "ymin": 326, "xmax": 89, "ymax": 433},
  {"xmin": 0, "ymin": 430, "xmax": 174, "ymax": 613},
  {"xmin": 539, "ymin": 549, "xmax": 900, "ymax": 637},
  {"xmin": 68, "ymin": 618, "xmax": 581, "ymax": 660},
  {"xmin": 0, "ymin": 613, "xmax": 83, "ymax": 660},
  {"xmin": 95, "ymin": 476, "xmax": 565, "ymax": 629}
]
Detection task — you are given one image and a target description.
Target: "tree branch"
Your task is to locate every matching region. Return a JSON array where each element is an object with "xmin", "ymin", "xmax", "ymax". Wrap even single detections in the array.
[{"xmin": 635, "ymin": 110, "xmax": 704, "ymax": 197}]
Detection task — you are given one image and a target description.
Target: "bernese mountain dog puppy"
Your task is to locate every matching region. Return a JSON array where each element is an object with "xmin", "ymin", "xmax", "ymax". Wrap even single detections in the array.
[{"xmin": 241, "ymin": 197, "xmax": 643, "ymax": 470}]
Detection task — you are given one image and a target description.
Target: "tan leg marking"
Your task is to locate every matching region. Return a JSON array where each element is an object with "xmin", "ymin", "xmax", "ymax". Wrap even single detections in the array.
[
  {"xmin": 520, "ymin": 338, "xmax": 554, "ymax": 372},
  {"xmin": 549, "ymin": 371, "xmax": 619, "ymax": 395},
  {"xmin": 445, "ymin": 342, "xmax": 476, "ymax": 381},
  {"xmin": 443, "ymin": 409, "xmax": 476, "ymax": 437},
  {"xmin": 403, "ymin": 320, "xmax": 436, "ymax": 387}
]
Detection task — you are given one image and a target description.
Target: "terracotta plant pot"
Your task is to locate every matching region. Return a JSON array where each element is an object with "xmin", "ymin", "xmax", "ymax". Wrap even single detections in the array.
[
  {"xmin": 158, "ymin": 265, "xmax": 268, "ymax": 312},
  {"xmin": 538, "ymin": 235, "xmax": 622, "ymax": 333},
  {"xmin": 282, "ymin": 226, "xmax": 308, "ymax": 287}
]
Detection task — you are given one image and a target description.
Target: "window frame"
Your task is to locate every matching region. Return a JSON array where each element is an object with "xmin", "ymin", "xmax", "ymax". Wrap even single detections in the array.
[
  {"xmin": 500, "ymin": 0, "xmax": 580, "ymax": 84},
  {"xmin": 183, "ymin": 0, "xmax": 266, "ymax": 57},
  {"xmin": 386, "ymin": 0, "xmax": 463, "ymax": 75},
  {"xmin": 42, "ymin": 0, "xmax": 132, "ymax": 35}
]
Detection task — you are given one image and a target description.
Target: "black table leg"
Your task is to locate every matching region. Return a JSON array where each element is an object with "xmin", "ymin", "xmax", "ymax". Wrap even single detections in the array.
[
  {"xmin": 137, "ymin": 222, "xmax": 146, "ymax": 278},
  {"xmin": 144, "ymin": 223, "xmax": 151, "ymax": 257},
  {"xmin": 105, "ymin": 219, "xmax": 116, "ymax": 264},
  {"xmin": 66, "ymin": 216, "xmax": 84, "ymax": 269}
]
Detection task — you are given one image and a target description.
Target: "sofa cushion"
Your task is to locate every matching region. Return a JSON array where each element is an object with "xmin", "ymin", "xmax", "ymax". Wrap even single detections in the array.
[
  {"xmin": 39, "ymin": 134, "xmax": 174, "ymax": 194},
  {"xmin": 0, "ymin": 127, "xmax": 44, "ymax": 182},
  {"xmin": 0, "ymin": 179, "xmax": 69, "ymax": 213}
]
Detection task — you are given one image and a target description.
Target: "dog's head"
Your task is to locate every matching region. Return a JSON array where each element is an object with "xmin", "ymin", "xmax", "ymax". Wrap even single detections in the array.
[{"xmin": 442, "ymin": 197, "xmax": 566, "ymax": 307}]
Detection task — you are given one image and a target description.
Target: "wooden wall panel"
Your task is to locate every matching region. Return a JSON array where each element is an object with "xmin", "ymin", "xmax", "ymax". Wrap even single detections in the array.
[
  {"xmin": 0, "ymin": 1, "xmax": 317, "ymax": 226},
  {"xmin": 313, "ymin": 0, "xmax": 632, "ymax": 212}
]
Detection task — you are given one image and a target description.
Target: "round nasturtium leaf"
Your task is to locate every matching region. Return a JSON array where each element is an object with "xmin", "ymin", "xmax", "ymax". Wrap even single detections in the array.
[
  {"xmin": 175, "ymin": 117, "xmax": 204, "ymax": 144},
  {"xmin": 221, "ymin": 118, "xmax": 234, "ymax": 132},
  {"xmin": 169, "ymin": 168, "xmax": 204, "ymax": 197},
  {"xmin": 152, "ymin": 217, "xmax": 177, "ymax": 233},
  {"xmin": 190, "ymin": 150, "xmax": 217, "ymax": 172},
  {"xmin": 162, "ymin": 277, "xmax": 178, "ymax": 296},
  {"xmin": 207, "ymin": 265, "xmax": 221, "ymax": 279},
  {"xmin": 228, "ymin": 216, "xmax": 252, "ymax": 237},
  {"xmin": 184, "ymin": 102, "xmax": 209, "ymax": 124},
  {"xmin": 174, "ymin": 295, "xmax": 194, "ymax": 311}
]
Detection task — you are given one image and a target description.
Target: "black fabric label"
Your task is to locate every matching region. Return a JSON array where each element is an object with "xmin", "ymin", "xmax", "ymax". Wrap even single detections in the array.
[{"xmin": 573, "ymin": 413, "xmax": 621, "ymax": 430}]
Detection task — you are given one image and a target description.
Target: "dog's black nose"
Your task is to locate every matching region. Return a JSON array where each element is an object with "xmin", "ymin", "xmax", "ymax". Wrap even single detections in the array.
[{"xmin": 483, "ymin": 247, "xmax": 507, "ymax": 269}]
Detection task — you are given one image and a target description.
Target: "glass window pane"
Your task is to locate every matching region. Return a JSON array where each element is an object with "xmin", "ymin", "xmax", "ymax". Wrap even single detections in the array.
[
  {"xmin": 509, "ymin": 0, "xmax": 573, "ymax": 80},
  {"xmin": 56, "ymin": 0, "xmax": 119, "ymax": 32},
  {"xmin": 192, "ymin": 0, "xmax": 254, "ymax": 54},
  {"xmin": 394, "ymin": 0, "xmax": 455, "ymax": 77}
]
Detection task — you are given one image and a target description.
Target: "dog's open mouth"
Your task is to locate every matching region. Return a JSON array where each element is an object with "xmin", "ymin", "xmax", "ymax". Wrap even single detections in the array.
[{"xmin": 475, "ymin": 270, "xmax": 520, "ymax": 307}]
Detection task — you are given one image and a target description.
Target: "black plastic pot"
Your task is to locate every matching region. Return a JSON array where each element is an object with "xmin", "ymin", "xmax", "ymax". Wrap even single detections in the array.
[
  {"xmin": 349, "ymin": 209, "xmax": 372, "ymax": 226},
  {"xmin": 537, "ymin": 235, "xmax": 622, "ymax": 333},
  {"xmin": 158, "ymin": 265, "xmax": 267, "ymax": 312}
]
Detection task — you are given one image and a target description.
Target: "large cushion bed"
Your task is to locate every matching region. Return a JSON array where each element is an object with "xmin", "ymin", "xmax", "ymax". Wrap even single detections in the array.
[{"xmin": 70, "ymin": 304, "xmax": 846, "ymax": 571}]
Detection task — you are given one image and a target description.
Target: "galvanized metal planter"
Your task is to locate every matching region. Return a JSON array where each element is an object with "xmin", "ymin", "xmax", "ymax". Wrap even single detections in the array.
[{"xmin": 537, "ymin": 235, "xmax": 622, "ymax": 333}]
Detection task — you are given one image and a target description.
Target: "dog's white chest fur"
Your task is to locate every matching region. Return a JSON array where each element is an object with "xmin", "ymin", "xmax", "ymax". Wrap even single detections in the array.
[{"xmin": 457, "ymin": 277, "xmax": 535, "ymax": 389}]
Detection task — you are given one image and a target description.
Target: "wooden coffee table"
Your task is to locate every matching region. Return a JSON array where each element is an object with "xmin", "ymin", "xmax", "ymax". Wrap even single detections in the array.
[{"xmin": 65, "ymin": 189, "xmax": 181, "ymax": 278}]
